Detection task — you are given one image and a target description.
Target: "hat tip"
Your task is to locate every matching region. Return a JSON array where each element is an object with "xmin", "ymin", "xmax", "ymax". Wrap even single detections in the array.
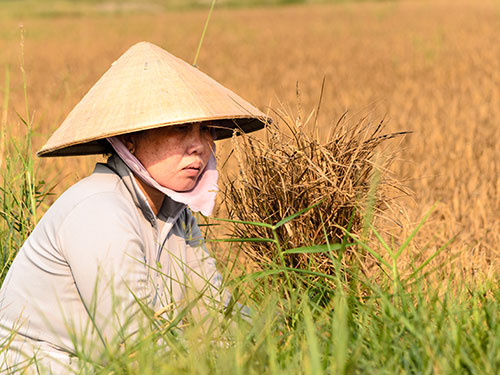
[{"xmin": 131, "ymin": 41, "xmax": 156, "ymax": 49}]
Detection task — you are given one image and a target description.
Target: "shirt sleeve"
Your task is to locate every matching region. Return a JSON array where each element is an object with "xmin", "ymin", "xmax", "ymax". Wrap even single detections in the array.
[{"xmin": 57, "ymin": 192, "xmax": 151, "ymax": 350}]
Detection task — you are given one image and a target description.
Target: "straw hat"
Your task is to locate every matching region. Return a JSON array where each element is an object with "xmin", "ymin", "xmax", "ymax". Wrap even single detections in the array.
[{"xmin": 37, "ymin": 41, "xmax": 271, "ymax": 157}]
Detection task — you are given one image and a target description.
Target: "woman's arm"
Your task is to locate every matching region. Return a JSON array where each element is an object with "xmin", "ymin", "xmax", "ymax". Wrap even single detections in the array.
[{"xmin": 58, "ymin": 192, "xmax": 152, "ymax": 352}]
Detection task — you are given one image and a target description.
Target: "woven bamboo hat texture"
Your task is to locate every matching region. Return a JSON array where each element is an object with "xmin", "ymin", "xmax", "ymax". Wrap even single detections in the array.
[{"xmin": 38, "ymin": 41, "xmax": 271, "ymax": 157}]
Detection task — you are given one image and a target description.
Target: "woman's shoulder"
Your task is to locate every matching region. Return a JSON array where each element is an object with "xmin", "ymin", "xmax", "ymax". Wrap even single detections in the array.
[
  {"xmin": 66, "ymin": 162, "xmax": 124, "ymax": 195},
  {"xmin": 19, "ymin": 164, "xmax": 145, "ymax": 269},
  {"xmin": 43, "ymin": 163, "xmax": 136, "ymax": 223}
]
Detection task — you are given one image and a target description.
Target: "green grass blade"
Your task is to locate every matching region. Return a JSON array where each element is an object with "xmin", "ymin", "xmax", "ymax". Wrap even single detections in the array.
[
  {"xmin": 344, "ymin": 231, "xmax": 391, "ymax": 269},
  {"xmin": 1, "ymin": 66, "xmax": 9, "ymax": 170},
  {"xmin": 331, "ymin": 292, "xmax": 349, "ymax": 375},
  {"xmin": 368, "ymin": 221, "xmax": 394, "ymax": 258},
  {"xmin": 303, "ymin": 302, "xmax": 324, "ymax": 375},
  {"xmin": 273, "ymin": 199, "xmax": 325, "ymax": 230},
  {"xmin": 193, "ymin": 0, "xmax": 217, "ymax": 67},
  {"xmin": 403, "ymin": 235, "xmax": 456, "ymax": 283},
  {"xmin": 339, "ymin": 207, "xmax": 356, "ymax": 260},
  {"xmin": 395, "ymin": 204, "xmax": 436, "ymax": 259},
  {"xmin": 208, "ymin": 237, "xmax": 275, "ymax": 244},
  {"xmin": 282, "ymin": 243, "xmax": 353, "ymax": 255},
  {"xmin": 277, "ymin": 266, "xmax": 336, "ymax": 281},
  {"xmin": 211, "ymin": 216, "xmax": 273, "ymax": 229}
]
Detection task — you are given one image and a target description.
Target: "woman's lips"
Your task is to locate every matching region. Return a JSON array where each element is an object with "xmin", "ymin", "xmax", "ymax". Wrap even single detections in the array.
[{"xmin": 182, "ymin": 163, "xmax": 202, "ymax": 176}]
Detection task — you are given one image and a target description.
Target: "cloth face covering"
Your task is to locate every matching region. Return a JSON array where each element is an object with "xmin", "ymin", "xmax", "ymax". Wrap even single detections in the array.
[{"xmin": 107, "ymin": 136, "xmax": 218, "ymax": 216}]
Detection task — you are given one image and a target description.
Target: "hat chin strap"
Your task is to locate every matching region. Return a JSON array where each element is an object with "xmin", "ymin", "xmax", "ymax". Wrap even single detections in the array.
[{"xmin": 107, "ymin": 137, "xmax": 218, "ymax": 217}]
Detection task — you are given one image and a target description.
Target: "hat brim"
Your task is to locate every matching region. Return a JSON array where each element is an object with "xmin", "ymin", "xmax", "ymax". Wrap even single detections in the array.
[{"xmin": 37, "ymin": 116, "xmax": 270, "ymax": 157}]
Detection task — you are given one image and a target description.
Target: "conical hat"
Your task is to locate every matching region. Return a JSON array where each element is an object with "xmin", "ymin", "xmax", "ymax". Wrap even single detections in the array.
[{"xmin": 37, "ymin": 41, "xmax": 271, "ymax": 157}]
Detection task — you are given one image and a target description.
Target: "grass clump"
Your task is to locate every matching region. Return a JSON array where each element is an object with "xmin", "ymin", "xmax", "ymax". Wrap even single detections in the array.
[
  {"xmin": 3, "ymin": 204, "xmax": 499, "ymax": 374},
  {"xmin": 223, "ymin": 91, "xmax": 408, "ymax": 287},
  {"xmin": 0, "ymin": 66, "xmax": 52, "ymax": 284}
]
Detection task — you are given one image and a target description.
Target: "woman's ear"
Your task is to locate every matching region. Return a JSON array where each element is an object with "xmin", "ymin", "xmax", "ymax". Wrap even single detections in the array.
[{"xmin": 119, "ymin": 134, "xmax": 136, "ymax": 154}]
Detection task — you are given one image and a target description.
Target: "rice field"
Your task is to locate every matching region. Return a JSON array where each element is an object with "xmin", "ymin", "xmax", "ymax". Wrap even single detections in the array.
[
  {"xmin": 1, "ymin": 1, "xmax": 499, "ymax": 373},
  {"xmin": 2, "ymin": 0, "xmax": 499, "ymax": 280}
]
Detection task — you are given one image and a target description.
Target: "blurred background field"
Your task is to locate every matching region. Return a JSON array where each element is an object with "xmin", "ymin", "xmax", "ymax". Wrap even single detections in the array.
[{"xmin": 1, "ymin": 0, "xmax": 499, "ymax": 282}]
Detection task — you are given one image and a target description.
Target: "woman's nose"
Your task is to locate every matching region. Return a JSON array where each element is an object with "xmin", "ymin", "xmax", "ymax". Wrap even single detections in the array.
[{"xmin": 187, "ymin": 124, "xmax": 206, "ymax": 154}]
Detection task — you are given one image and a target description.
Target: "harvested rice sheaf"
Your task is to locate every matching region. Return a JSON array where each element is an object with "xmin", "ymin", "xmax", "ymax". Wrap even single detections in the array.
[{"xmin": 223, "ymin": 101, "xmax": 408, "ymax": 285}]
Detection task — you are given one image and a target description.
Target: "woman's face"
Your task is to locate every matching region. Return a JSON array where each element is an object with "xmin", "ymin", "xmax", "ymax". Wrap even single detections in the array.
[{"xmin": 130, "ymin": 123, "xmax": 214, "ymax": 192}]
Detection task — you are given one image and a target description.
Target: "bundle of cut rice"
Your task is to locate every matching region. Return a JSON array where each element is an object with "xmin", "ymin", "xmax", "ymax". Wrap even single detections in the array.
[{"xmin": 223, "ymin": 97, "xmax": 408, "ymax": 288}]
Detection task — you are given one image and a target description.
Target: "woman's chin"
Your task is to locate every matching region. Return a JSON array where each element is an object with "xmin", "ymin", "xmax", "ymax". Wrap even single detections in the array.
[{"xmin": 162, "ymin": 178, "xmax": 197, "ymax": 192}]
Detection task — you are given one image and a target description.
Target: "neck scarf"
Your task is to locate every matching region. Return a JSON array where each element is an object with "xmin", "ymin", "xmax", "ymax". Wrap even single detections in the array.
[{"xmin": 107, "ymin": 136, "xmax": 218, "ymax": 216}]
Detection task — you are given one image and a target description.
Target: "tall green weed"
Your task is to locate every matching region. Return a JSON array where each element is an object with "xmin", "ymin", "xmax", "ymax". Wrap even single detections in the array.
[{"xmin": 0, "ymin": 65, "xmax": 53, "ymax": 284}]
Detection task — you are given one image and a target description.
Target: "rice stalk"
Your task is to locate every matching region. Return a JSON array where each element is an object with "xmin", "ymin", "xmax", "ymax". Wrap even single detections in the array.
[{"xmin": 223, "ymin": 94, "xmax": 409, "ymax": 287}]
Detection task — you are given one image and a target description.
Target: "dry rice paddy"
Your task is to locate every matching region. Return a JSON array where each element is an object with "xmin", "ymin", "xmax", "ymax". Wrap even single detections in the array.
[{"xmin": 1, "ymin": 0, "xmax": 499, "ymax": 282}]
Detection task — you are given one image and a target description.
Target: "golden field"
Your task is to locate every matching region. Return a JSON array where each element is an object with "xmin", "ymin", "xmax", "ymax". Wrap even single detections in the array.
[{"xmin": 1, "ymin": 0, "xmax": 499, "ymax": 281}]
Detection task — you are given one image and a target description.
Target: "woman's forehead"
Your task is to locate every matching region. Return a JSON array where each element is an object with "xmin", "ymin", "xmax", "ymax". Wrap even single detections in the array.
[{"xmin": 172, "ymin": 121, "xmax": 215, "ymax": 127}]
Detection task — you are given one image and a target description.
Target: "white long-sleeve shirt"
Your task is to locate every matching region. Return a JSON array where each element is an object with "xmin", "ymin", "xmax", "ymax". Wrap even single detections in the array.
[{"xmin": 0, "ymin": 155, "xmax": 224, "ymax": 372}]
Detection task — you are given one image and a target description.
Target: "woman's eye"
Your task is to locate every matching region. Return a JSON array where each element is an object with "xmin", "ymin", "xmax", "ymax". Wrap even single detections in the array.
[{"xmin": 174, "ymin": 125, "xmax": 189, "ymax": 132}]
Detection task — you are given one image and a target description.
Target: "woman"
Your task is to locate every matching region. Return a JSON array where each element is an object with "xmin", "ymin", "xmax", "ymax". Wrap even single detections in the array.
[{"xmin": 0, "ymin": 42, "xmax": 270, "ymax": 373}]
